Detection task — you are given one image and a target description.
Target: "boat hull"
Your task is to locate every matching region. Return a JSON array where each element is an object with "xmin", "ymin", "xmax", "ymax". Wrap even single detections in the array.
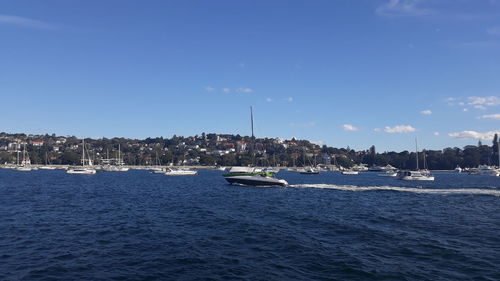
[
  {"xmin": 224, "ymin": 175, "xmax": 288, "ymax": 187},
  {"xmin": 67, "ymin": 169, "xmax": 96, "ymax": 175},
  {"xmin": 165, "ymin": 171, "xmax": 198, "ymax": 176},
  {"xmin": 400, "ymin": 176, "xmax": 434, "ymax": 181}
]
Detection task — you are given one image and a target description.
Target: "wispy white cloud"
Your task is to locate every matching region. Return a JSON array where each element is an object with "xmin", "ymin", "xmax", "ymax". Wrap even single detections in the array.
[
  {"xmin": 449, "ymin": 130, "xmax": 500, "ymax": 140},
  {"xmin": 468, "ymin": 96, "xmax": 500, "ymax": 107},
  {"xmin": 474, "ymin": 105, "xmax": 487, "ymax": 110},
  {"xmin": 375, "ymin": 0, "xmax": 432, "ymax": 17},
  {"xmin": 204, "ymin": 86, "xmax": 215, "ymax": 92},
  {"xmin": 222, "ymin": 88, "xmax": 230, "ymax": 93},
  {"xmin": 420, "ymin": 109, "xmax": 432, "ymax": 115},
  {"xmin": 236, "ymin": 87, "xmax": 253, "ymax": 93},
  {"xmin": 289, "ymin": 122, "xmax": 316, "ymax": 128},
  {"xmin": 374, "ymin": 128, "xmax": 382, "ymax": 132},
  {"xmin": 480, "ymin": 114, "xmax": 500, "ymax": 120},
  {"xmin": 383, "ymin": 125, "xmax": 417, "ymax": 133},
  {"xmin": 284, "ymin": 97, "xmax": 294, "ymax": 102},
  {"xmin": 433, "ymin": 132, "xmax": 440, "ymax": 136},
  {"xmin": 265, "ymin": 97, "xmax": 273, "ymax": 102},
  {"xmin": 487, "ymin": 26, "xmax": 500, "ymax": 35},
  {"xmin": 342, "ymin": 124, "xmax": 359, "ymax": 131},
  {"xmin": 0, "ymin": 14, "xmax": 57, "ymax": 30}
]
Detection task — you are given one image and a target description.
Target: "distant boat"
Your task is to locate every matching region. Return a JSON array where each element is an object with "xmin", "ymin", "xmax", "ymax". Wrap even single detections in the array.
[
  {"xmin": 476, "ymin": 165, "xmax": 499, "ymax": 176},
  {"xmin": 67, "ymin": 139, "xmax": 96, "ymax": 175},
  {"xmin": 351, "ymin": 164, "xmax": 368, "ymax": 172},
  {"xmin": 341, "ymin": 170, "xmax": 359, "ymax": 175},
  {"xmin": 165, "ymin": 168, "xmax": 198, "ymax": 176},
  {"xmin": 14, "ymin": 143, "xmax": 32, "ymax": 171},
  {"xmin": 299, "ymin": 166, "xmax": 320, "ymax": 174},
  {"xmin": 398, "ymin": 170, "xmax": 434, "ymax": 181},
  {"xmin": 398, "ymin": 138, "xmax": 434, "ymax": 181},
  {"xmin": 101, "ymin": 144, "xmax": 129, "ymax": 172},
  {"xmin": 454, "ymin": 165, "xmax": 462, "ymax": 173}
]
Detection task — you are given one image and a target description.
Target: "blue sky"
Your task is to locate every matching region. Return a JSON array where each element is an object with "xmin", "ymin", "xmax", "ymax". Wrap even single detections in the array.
[{"xmin": 1, "ymin": 0, "xmax": 500, "ymax": 151}]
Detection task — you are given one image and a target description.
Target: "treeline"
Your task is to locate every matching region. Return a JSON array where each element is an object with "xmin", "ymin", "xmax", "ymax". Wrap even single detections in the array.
[{"xmin": 0, "ymin": 132, "xmax": 498, "ymax": 169}]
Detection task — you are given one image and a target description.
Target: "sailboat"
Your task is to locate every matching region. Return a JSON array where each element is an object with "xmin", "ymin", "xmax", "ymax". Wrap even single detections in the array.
[
  {"xmin": 67, "ymin": 139, "xmax": 96, "ymax": 174},
  {"xmin": 223, "ymin": 107, "xmax": 288, "ymax": 187},
  {"xmin": 298, "ymin": 148, "xmax": 320, "ymax": 174},
  {"xmin": 399, "ymin": 139, "xmax": 434, "ymax": 181},
  {"xmin": 14, "ymin": 143, "xmax": 33, "ymax": 171},
  {"xmin": 102, "ymin": 144, "xmax": 129, "ymax": 172}
]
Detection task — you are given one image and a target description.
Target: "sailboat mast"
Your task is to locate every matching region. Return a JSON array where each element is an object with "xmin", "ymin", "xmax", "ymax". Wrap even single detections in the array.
[
  {"xmin": 82, "ymin": 139, "xmax": 85, "ymax": 166},
  {"xmin": 250, "ymin": 106, "xmax": 255, "ymax": 166},
  {"xmin": 415, "ymin": 138, "xmax": 419, "ymax": 170}
]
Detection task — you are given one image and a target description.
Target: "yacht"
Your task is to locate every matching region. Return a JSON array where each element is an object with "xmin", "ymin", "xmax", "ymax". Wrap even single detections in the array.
[
  {"xmin": 398, "ymin": 170, "xmax": 434, "ymax": 181},
  {"xmin": 454, "ymin": 165, "xmax": 462, "ymax": 173},
  {"xmin": 352, "ymin": 164, "xmax": 368, "ymax": 172},
  {"xmin": 398, "ymin": 138, "xmax": 434, "ymax": 181},
  {"xmin": 14, "ymin": 143, "xmax": 33, "ymax": 171},
  {"xmin": 67, "ymin": 139, "xmax": 96, "ymax": 175},
  {"xmin": 165, "ymin": 168, "xmax": 197, "ymax": 176},
  {"xmin": 222, "ymin": 107, "xmax": 288, "ymax": 187},
  {"xmin": 477, "ymin": 165, "xmax": 499, "ymax": 176},
  {"xmin": 341, "ymin": 170, "xmax": 359, "ymax": 175},
  {"xmin": 101, "ymin": 144, "xmax": 129, "ymax": 172},
  {"xmin": 299, "ymin": 166, "xmax": 320, "ymax": 174},
  {"xmin": 223, "ymin": 167, "xmax": 288, "ymax": 187}
]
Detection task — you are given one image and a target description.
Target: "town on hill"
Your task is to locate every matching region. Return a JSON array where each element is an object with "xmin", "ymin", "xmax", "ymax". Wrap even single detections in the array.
[{"xmin": 0, "ymin": 132, "xmax": 498, "ymax": 170}]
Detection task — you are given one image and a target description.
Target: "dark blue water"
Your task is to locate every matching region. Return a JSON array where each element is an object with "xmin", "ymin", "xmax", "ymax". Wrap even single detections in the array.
[{"xmin": 1, "ymin": 169, "xmax": 499, "ymax": 280}]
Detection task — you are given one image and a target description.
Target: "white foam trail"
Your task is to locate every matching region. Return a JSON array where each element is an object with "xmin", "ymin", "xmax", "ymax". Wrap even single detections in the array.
[{"xmin": 290, "ymin": 184, "xmax": 500, "ymax": 197}]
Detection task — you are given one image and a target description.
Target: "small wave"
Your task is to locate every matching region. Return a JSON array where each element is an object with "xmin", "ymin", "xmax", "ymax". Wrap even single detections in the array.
[{"xmin": 290, "ymin": 184, "xmax": 500, "ymax": 197}]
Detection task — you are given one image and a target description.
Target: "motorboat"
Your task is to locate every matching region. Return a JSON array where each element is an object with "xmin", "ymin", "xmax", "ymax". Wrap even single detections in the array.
[
  {"xmin": 299, "ymin": 166, "xmax": 320, "ymax": 174},
  {"xmin": 341, "ymin": 170, "xmax": 359, "ymax": 175},
  {"xmin": 222, "ymin": 107, "xmax": 288, "ymax": 187},
  {"xmin": 223, "ymin": 167, "xmax": 288, "ymax": 187},
  {"xmin": 165, "ymin": 168, "xmax": 198, "ymax": 176},
  {"xmin": 398, "ymin": 170, "xmax": 434, "ymax": 181},
  {"xmin": 67, "ymin": 168, "xmax": 97, "ymax": 175},
  {"xmin": 39, "ymin": 166, "xmax": 56, "ymax": 170},
  {"xmin": 477, "ymin": 165, "xmax": 499, "ymax": 176},
  {"xmin": 351, "ymin": 164, "xmax": 368, "ymax": 171},
  {"xmin": 454, "ymin": 165, "xmax": 462, "ymax": 173}
]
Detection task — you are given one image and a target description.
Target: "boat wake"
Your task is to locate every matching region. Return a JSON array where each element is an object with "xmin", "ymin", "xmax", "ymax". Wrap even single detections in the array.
[{"xmin": 290, "ymin": 184, "xmax": 500, "ymax": 197}]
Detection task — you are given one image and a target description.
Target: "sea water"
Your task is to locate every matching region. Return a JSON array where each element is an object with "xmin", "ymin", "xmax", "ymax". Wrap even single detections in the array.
[{"xmin": 1, "ymin": 169, "xmax": 499, "ymax": 280}]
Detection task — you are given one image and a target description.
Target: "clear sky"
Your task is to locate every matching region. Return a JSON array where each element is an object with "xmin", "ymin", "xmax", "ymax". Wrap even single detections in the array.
[{"xmin": 1, "ymin": 0, "xmax": 500, "ymax": 151}]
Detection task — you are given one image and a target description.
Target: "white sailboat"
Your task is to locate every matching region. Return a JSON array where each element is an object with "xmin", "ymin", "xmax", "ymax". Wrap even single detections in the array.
[
  {"xmin": 102, "ymin": 144, "xmax": 129, "ymax": 172},
  {"xmin": 14, "ymin": 143, "xmax": 33, "ymax": 171},
  {"xmin": 67, "ymin": 139, "xmax": 96, "ymax": 174},
  {"xmin": 399, "ymin": 139, "xmax": 434, "ymax": 181}
]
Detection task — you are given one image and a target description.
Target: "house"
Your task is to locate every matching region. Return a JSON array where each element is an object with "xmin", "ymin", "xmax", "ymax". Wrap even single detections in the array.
[{"xmin": 31, "ymin": 140, "xmax": 44, "ymax": 147}]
